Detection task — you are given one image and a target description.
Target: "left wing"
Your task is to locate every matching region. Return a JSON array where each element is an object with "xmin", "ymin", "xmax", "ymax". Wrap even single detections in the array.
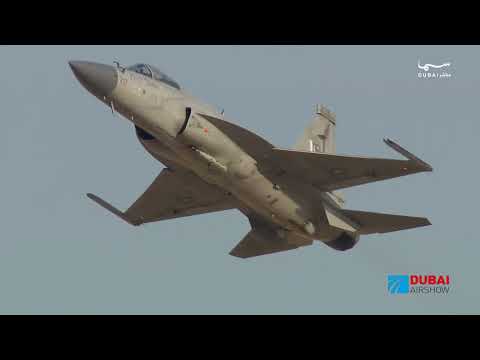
[
  {"xmin": 197, "ymin": 114, "xmax": 432, "ymax": 193},
  {"xmin": 197, "ymin": 113, "xmax": 275, "ymax": 161},
  {"xmin": 269, "ymin": 139, "xmax": 433, "ymax": 192},
  {"xmin": 87, "ymin": 168, "xmax": 236, "ymax": 225}
]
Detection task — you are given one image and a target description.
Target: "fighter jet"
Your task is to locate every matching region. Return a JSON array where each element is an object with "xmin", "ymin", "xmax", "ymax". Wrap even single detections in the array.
[{"xmin": 69, "ymin": 60, "xmax": 433, "ymax": 258}]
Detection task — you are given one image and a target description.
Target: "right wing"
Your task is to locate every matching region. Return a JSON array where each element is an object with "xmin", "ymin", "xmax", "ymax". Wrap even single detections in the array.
[{"xmin": 87, "ymin": 168, "xmax": 236, "ymax": 225}]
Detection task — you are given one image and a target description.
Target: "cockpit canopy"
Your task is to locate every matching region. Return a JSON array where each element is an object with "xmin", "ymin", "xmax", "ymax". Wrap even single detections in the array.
[{"xmin": 127, "ymin": 63, "xmax": 181, "ymax": 90}]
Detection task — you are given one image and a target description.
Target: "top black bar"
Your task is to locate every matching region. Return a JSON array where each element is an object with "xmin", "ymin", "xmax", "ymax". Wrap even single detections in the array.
[{"xmin": 1, "ymin": 3, "xmax": 478, "ymax": 44}]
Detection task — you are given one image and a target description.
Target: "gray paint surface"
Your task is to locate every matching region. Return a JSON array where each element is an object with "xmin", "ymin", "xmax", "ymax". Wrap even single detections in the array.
[{"xmin": 0, "ymin": 45, "xmax": 478, "ymax": 314}]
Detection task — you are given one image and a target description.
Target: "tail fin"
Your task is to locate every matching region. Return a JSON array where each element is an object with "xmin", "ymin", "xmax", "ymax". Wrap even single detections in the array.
[
  {"xmin": 294, "ymin": 104, "xmax": 336, "ymax": 154},
  {"xmin": 295, "ymin": 104, "xmax": 344, "ymax": 206}
]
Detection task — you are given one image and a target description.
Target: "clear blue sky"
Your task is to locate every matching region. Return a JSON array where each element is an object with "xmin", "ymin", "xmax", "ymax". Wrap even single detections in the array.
[{"xmin": 0, "ymin": 45, "xmax": 477, "ymax": 314}]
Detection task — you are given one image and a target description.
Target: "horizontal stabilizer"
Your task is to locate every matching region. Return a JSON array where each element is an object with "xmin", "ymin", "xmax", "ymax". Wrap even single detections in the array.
[
  {"xmin": 230, "ymin": 229, "xmax": 299, "ymax": 258},
  {"xmin": 341, "ymin": 209, "xmax": 431, "ymax": 235},
  {"xmin": 230, "ymin": 214, "xmax": 312, "ymax": 258},
  {"xmin": 324, "ymin": 205, "xmax": 359, "ymax": 232}
]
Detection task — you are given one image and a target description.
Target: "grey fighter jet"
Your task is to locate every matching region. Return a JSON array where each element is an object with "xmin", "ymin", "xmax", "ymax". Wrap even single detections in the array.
[{"xmin": 70, "ymin": 61, "xmax": 433, "ymax": 258}]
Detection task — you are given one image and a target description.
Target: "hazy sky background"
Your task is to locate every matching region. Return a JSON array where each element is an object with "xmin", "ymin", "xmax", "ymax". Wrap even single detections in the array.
[{"xmin": 0, "ymin": 45, "xmax": 478, "ymax": 314}]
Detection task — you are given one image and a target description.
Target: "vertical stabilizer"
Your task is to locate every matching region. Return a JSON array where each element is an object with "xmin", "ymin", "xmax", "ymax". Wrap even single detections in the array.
[
  {"xmin": 294, "ymin": 104, "xmax": 336, "ymax": 154},
  {"xmin": 294, "ymin": 104, "xmax": 345, "ymax": 206}
]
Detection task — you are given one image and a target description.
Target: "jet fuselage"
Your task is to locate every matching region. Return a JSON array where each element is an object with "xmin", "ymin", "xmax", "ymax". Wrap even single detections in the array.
[
  {"xmin": 71, "ymin": 61, "xmax": 316, "ymax": 240},
  {"xmin": 70, "ymin": 60, "xmax": 432, "ymax": 258}
]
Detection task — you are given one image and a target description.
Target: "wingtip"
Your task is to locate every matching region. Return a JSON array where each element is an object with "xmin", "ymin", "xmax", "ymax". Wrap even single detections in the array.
[
  {"xmin": 383, "ymin": 137, "xmax": 433, "ymax": 172},
  {"xmin": 419, "ymin": 159, "xmax": 434, "ymax": 172},
  {"xmin": 85, "ymin": 192, "xmax": 140, "ymax": 226},
  {"xmin": 383, "ymin": 138, "xmax": 398, "ymax": 147},
  {"xmin": 86, "ymin": 192, "xmax": 108, "ymax": 203}
]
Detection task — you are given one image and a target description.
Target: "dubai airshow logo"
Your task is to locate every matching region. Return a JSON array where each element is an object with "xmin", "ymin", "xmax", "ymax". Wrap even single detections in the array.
[
  {"xmin": 418, "ymin": 60, "xmax": 452, "ymax": 79},
  {"xmin": 387, "ymin": 274, "xmax": 451, "ymax": 295}
]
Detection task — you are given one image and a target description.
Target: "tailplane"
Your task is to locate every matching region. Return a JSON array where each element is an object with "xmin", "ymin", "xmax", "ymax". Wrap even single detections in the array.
[
  {"xmin": 229, "ymin": 213, "xmax": 313, "ymax": 258},
  {"xmin": 341, "ymin": 209, "xmax": 431, "ymax": 235}
]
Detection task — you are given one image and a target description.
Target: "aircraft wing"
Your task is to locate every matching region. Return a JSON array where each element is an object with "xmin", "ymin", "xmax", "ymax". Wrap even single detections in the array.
[
  {"xmin": 230, "ymin": 213, "xmax": 312, "ymax": 258},
  {"xmin": 269, "ymin": 139, "xmax": 433, "ymax": 191},
  {"xmin": 87, "ymin": 168, "xmax": 236, "ymax": 225},
  {"xmin": 197, "ymin": 113, "xmax": 275, "ymax": 161},
  {"xmin": 198, "ymin": 114, "xmax": 432, "ymax": 192}
]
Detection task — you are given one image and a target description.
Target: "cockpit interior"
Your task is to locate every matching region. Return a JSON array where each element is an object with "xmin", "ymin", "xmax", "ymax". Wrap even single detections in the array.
[{"xmin": 127, "ymin": 63, "xmax": 181, "ymax": 90}]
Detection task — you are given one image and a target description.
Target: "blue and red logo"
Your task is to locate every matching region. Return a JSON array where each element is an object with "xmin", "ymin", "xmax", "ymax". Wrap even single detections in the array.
[{"xmin": 387, "ymin": 274, "xmax": 451, "ymax": 295}]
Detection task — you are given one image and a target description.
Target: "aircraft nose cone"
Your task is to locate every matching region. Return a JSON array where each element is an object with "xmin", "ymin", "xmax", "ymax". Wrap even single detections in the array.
[{"xmin": 69, "ymin": 61, "xmax": 118, "ymax": 97}]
